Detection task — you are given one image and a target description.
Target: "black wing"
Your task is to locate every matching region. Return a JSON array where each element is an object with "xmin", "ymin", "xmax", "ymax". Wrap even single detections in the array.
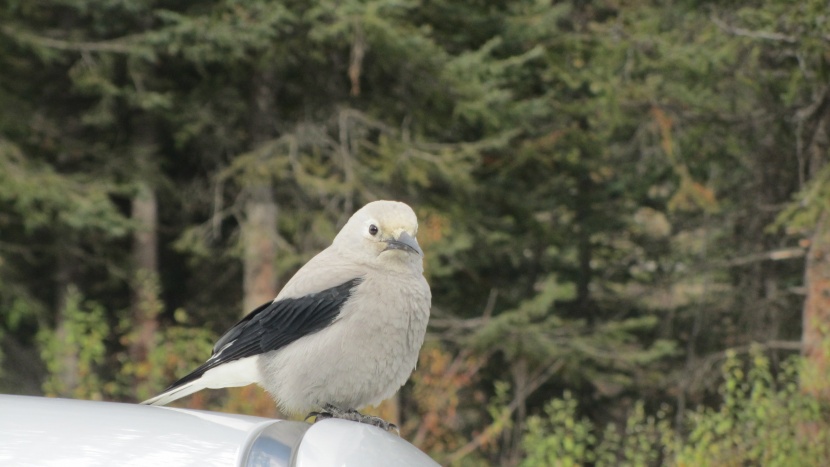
[{"xmin": 165, "ymin": 277, "xmax": 363, "ymax": 390}]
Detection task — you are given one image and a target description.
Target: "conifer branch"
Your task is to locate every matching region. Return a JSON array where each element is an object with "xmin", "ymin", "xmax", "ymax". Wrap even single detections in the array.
[
  {"xmin": 1, "ymin": 26, "xmax": 145, "ymax": 54},
  {"xmin": 710, "ymin": 16, "xmax": 797, "ymax": 43}
]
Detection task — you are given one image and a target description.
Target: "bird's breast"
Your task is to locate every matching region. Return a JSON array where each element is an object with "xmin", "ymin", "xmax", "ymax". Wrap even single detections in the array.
[
  {"xmin": 260, "ymin": 270, "xmax": 430, "ymax": 413},
  {"xmin": 341, "ymin": 272, "xmax": 430, "ymax": 363}
]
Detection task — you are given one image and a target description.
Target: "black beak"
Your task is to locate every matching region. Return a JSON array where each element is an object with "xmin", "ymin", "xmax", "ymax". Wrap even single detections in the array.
[{"xmin": 383, "ymin": 231, "xmax": 423, "ymax": 256}]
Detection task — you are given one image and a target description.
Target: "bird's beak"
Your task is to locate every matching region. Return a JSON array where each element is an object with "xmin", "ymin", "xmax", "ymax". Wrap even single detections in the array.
[{"xmin": 384, "ymin": 231, "xmax": 423, "ymax": 256}]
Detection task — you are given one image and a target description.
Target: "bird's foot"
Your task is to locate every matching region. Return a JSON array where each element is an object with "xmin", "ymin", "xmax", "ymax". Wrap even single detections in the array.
[{"xmin": 306, "ymin": 404, "xmax": 399, "ymax": 435}]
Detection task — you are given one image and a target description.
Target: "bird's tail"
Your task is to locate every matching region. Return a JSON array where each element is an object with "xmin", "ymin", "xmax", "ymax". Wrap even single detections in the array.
[
  {"xmin": 142, "ymin": 380, "xmax": 205, "ymax": 406},
  {"xmin": 141, "ymin": 356, "xmax": 260, "ymax": 406}
]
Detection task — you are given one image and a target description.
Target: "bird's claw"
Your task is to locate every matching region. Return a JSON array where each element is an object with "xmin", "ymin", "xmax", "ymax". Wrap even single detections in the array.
[
  {"xmin": 306, "ymin": 404, "xmax": 399, "ymax": 435},
  {"xmin": 357, "ymin": 414, "xmax": 399, "ymax": 435}
]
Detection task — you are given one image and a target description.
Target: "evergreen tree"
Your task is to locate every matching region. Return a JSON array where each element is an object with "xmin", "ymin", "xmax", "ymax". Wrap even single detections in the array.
[{"xmin": 2, "ymin": 0, "xmax": 830, "ymax": 464}]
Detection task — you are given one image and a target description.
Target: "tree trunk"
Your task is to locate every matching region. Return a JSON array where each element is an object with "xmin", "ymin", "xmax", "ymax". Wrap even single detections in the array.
[
  {"xmin": 242, "ymin": 66, "xmax": 279, "ymax": 314},
  {"xmin": 233, "ymin": 67, "xmax": 282, "ymax": 418},
  {"xmin": 128, "ymin": 116, "xmax": 161, "ymax": 400},
  {"xmin": 242, "ymin": 185, "xmax": 278, "ymax": 313},
  {"xmin": 801, "ymin": 209, "xmax": 830, "ymax": 399},
  {"xmin": 129, "ymin": 181, "xmax": 159, "ymax": 365},
  {"xmin": 800, "ymin": 91, "xmax": 830, "ymax": 400},
  {"xmin": 53, "ymin": 252, "xmax": 79, "ymax": 396}
]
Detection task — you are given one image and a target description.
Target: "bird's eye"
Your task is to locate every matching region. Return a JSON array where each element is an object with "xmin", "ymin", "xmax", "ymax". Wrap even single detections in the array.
[{"xmin": 368, "ymin": 224, "xmax": 379, "ymax": 236}]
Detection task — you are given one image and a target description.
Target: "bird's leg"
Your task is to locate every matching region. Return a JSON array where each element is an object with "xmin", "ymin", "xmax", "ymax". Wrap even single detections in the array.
[{"xmin": 306, "ymin": 404, "xmax": 399, "ymax": 434}]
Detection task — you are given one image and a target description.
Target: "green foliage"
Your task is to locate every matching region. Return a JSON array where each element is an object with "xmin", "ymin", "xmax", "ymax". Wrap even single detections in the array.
[
  {"xmin": 521, "ymin": 351, "xmax": 830, "ymax": 466},
  {"xmin": 522, "ymin": 392, "xmax": 596, "ymax": 467},
  {"xmin": 597, "ymin": 403, "xmax": 673, "ymax": 467},
  {"xmin": 676, "ymin": 351, "xmax": 830, "ymax": 466},
  {"xmin": 38, "ymin": 287, "xmax": 110, "ymax": 400},
  {"xmin": 471, "ymin": 276, "xmax": 574, "ymax": 361},
  {"xmin": 472, "ymin": 275, "xmax": 675, "ymax": 397},
  {"xmin": 36, "ymin": 283, "xmax": 215, "ymax": 402},
  {"xmin": 137, "ymin": 312, "xmax": 216, "ymax": 404},
  {"xmin": 522, "ymin": 392, "xmax": 673, "ymax": 467},
  {"xmin": 773, "ymin": 163, "xmax": 830, "ymax": 233},
  {"xmin": 0, "ymin": 140, "xmax": 130, "ymax": 235}
]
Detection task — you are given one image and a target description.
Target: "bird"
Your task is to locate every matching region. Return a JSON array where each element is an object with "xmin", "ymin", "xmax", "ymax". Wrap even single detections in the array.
[{"xmin": 141, "ymin": 200, "xmax": 431, "ymax": 432}]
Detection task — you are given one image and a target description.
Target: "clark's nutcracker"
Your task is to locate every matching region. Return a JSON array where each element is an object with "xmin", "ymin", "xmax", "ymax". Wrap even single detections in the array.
[{"xmin": 142, "ymin": 200, "xmax": 431, "ymax": 431}]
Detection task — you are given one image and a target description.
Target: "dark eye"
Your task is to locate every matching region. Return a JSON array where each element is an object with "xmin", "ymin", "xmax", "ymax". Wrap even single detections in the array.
[{"xmin": 368, "ymin": 224, "xmax": 379, "ymax": 236}]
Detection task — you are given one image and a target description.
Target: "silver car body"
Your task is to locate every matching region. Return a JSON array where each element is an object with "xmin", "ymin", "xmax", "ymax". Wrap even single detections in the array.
[{"xmin": 0, "ymin": 395, "xmax": 438, "ymax": 466}]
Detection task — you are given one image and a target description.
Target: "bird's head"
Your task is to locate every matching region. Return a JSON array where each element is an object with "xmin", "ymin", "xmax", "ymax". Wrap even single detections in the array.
[{"xmin": 333, "ymin": 200, "xmax": 424, "ymax": 268}]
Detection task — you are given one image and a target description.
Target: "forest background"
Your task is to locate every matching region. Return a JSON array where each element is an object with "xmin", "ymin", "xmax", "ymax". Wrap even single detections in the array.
[{"xmin": 3, "ymin": 0, "xmax": 830, "ymax": 465}]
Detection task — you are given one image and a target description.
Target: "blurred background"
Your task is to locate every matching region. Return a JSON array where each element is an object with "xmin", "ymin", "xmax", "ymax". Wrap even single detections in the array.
[{"xmin": 2, "ymin": 0, "xmax": 830, "ymax": 465}]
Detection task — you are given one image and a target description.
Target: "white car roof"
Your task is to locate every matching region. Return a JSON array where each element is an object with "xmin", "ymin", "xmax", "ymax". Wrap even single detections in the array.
[{"xmin": 0, "ymin": 395, "xmax": 438, "ymax": 467}]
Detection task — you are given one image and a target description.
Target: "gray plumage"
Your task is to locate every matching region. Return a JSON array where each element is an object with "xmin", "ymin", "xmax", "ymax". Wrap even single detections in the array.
[{"xmin": 142, "ymin": 200, "xmax": 431, "ymax": 418}]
